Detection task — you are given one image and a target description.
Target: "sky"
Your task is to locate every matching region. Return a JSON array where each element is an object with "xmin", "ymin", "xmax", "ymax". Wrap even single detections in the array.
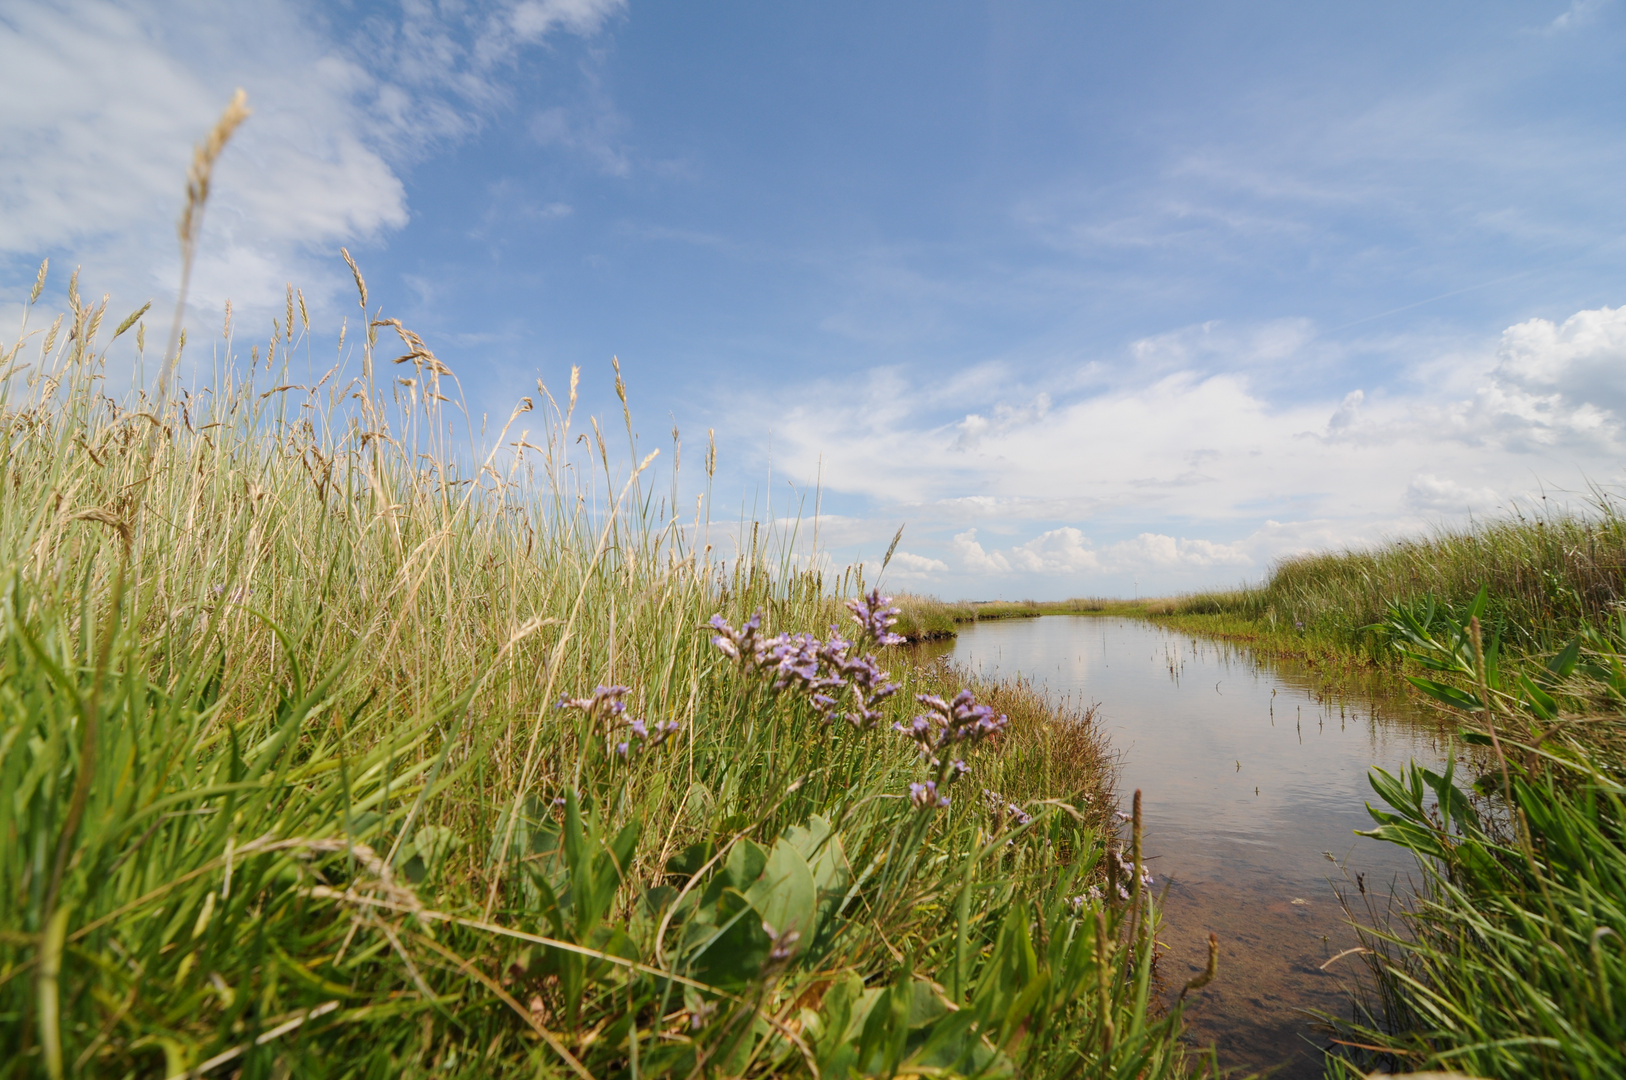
[{"xmin": 5, "ymin": 0, "xmax": 1626, "ymax": 598}]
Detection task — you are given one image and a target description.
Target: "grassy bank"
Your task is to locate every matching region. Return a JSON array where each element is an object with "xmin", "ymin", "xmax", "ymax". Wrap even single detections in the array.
[
  {"xmin": 0, "ymin": 268, "xmax": 1206, "ymax": 1078},
  {"xmin": 1323, "ymin": 599, "xmax": 1626, "ymax": 1078},
  {"xmin": 891, "ymin": 596, "xmax": 1152, "ymax": 643},
  {"xmin": 1162, "ymin": 506, "xmax": 1626, "ymax": 659}
]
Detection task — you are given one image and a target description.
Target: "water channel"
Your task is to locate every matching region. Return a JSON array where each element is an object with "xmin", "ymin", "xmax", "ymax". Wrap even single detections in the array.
[{"xmin": 916, "ymin": 616, "xmax": 1458, "ymax": 1078}]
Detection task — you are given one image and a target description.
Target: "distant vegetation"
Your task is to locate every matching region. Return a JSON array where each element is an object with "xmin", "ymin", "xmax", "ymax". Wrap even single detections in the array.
[
  {"xmin": 890, "ymin": 595, "xmax": 1147, "ymax": 642},
  {"xmin": 1165, "ymin": 506, "xmax": 1626, "ymax": 657}
]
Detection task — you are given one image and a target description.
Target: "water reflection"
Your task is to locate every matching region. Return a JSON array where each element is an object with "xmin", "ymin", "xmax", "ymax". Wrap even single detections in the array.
[{"xmin": 920, "ymin": 617, "xmax": 1456, "ymax": 1078}]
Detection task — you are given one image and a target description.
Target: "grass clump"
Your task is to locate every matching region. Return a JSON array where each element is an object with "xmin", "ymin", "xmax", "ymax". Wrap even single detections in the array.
[
  {"xmin": 0, "ymin": 267, "xmax": 1204, "ymax": 1078},
  {"xmin": 1162, "ymin": 507, "xmax": 1626, "ymax": 657},
  {"xmin": 1324, "ymin": 594, "xmax": 1626, "ymax": 1078},
  {"xmin": 889, "ymin": 594, "xmax": 972, "ymax": 641}
]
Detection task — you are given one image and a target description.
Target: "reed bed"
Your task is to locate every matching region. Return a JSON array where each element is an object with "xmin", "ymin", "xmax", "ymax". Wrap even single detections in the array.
[
  {"xmin": 1168, "ymin": 507, "xmax": 1626, "ymax": 656},
  {"xmin": 0, "ymin": 262, "xmax": 1204, "ymax": 1078}
]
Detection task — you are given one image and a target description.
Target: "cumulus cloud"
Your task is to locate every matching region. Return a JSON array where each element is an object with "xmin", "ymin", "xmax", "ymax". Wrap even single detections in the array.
[
  {"xmin": 952, "ymin": 529, "xmax": 1012, "ymax": 574},
  {"xmin": 1403, "ymin": 473, "xmax": 1505, "ymax": 514},
  {"xmin": 745, "ymin": 303, "xmax": 1626, "ymax": 594},
  {"xmin": 1491, "ymin": 304, "xmax": 1626, "ymax": 419},
  {"xmin": 941, "ymin": 527, "xmax": 1247, "ymax": 579},
  {"xmin": 1008, "ymin": 527, "xmax": 1100, "ymax": 573},
  {"xmin": 1106, "ymin": 533, "xmax": 1252, "ymax": 569},
  {"xmin": 887, "ymin": 551, "xmax": 949, "ymax": 576}
]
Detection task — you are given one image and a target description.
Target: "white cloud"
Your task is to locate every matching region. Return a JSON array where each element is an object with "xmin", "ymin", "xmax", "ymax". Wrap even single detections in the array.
[
  {"xmin": 1492, "ymin": 305, "xmax": 1626, "ymax": 420},
  {"xmin": 1128, "ymin": 318, "xmax": 1320, "ymax": 377},
  {"xmin": 0, "ymin": 0, "xmax": 617, "ymax": 349},
  {"xmin": 742, "ymin": 303, "xmax": 1626, "ymax": 595},
  {"xmin": 508, "ymin": 0, "xmax": 624, "ymax": 40},
  {"xmin": 942, "ymin": 527, "xmax": 1247, "ymax": 579},
  {"xmin": 1008, "ymin": 527, "xmax": 1100, "ymax": 573},
  {"xmin": 952, "ymin": 529, "xmax": 1012, "ymax": 574},
  {"xmin": 1548, "ymin": 0, "xmax": 1609, "ymax": 32},
  {"xmin": 1404, "ymin": 473, "xmax": 1504, "ymax": 514},
  {"xmin": 1106, "ymin": 534, "xmax": 1252, "ymax": 570},
  {"xmin": 887, "ymin": 550, "xmax": 949, "ymax": 575},
  {"xmin": 952, "ymin": 392, "xmax": 1051, "ymax": 450}
]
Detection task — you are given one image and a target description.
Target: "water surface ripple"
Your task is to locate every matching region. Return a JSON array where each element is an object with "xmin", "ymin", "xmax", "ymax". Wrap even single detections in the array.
[{"xmin": 921, "ymin": 616, "xmax": 1455, "ymax": 1078}]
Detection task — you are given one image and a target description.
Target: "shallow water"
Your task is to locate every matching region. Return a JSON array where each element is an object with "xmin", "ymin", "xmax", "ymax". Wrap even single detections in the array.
[{"xmin": 918, "ymin": 616, "xmax": 1458, "ymax": 1078}]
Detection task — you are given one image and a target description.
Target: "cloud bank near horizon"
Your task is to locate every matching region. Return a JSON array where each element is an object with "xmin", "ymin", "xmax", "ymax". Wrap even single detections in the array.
[{"xmin": 771, "ymin": 304, "xmax": 1626, "ymax": 597}]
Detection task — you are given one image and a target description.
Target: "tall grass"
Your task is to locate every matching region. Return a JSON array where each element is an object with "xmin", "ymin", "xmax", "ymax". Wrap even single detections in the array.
[
  {"xmin": 1169, "ymin": 505, "xmax": 1626, "ymax": 655},
  {"xmin": 0, "ymin": 257, "xmax": 1206, "ymax": 1077}
]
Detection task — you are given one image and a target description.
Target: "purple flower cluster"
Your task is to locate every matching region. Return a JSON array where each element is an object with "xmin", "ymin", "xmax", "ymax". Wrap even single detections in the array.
[
  {"xmin": 558, "ymin": 684, "xmax": 630, "ymax": 722},
  {"xmin": 706, "ymin": 596, "xmax": 1009, "ymax": 819},
  {"xmin": 613, "ymin": 717, "xmax": 682, "ymax": 758},
  {"xmin": 1069, "ymin": 885, "xmax": 1105, "ymax": 912},
  {"xmin": 845, "ymin": 589, "xmax": 905, "ymax": 648},
  {"xmin": 1112, "ymin": 846, "xmax": 1154, "ymax": 894},
  {"xmin": 982, "ymin": 788, "xmax": 1033, "ymax": 828},
  {"xmin": 707, "ymin": 604, "xmax": 901, "ymax": 729},
  {"xmin": 894, "ymin": 690, "xmax": 1009, "ymax": 764},
  {"xmin": 890, "ymin": 690, "xmax": 1009, "ymax": 813},
  {"xmin": 709, "ymin": 612, "xmax": 765, "ymax": 666},
  {"xmin": 909, "ymin": 780, "xmax": 950, "ymax": 809},
  {"xmin": 556, "ymin": 684, "xmax": 680, "ymax": 760}
]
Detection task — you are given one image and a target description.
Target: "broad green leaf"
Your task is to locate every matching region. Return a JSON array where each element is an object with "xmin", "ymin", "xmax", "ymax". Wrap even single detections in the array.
[{"xmin": 746, "ymin": 836, "xmax": 817, "ymax": 946}]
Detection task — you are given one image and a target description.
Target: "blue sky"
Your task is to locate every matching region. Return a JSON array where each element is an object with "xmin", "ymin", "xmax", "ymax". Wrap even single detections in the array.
[{"xmin": 6, "ymin": 0, "xmax": 1626, "ymax": 597}]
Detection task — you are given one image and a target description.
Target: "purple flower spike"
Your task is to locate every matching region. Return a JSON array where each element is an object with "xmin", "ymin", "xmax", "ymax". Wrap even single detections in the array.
[
  {"xmin": 846, "ymin": 589, "xmax": 904, "ymax": 647},
  {"xmin": 557, "ymin": 685, "xmax": 631, "ymax": 725},
  {"xmin": 909, "ymin": 779, "xmax": 950, "ymax": 810},
  {"xmin": 709, "ymin": 611, "xmax": 766, "ymax": 667}
]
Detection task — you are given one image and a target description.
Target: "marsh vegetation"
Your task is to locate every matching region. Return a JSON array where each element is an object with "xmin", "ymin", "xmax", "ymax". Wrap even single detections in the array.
[{"xmin": 0, "ymin": 260, "xmax": 1216, "ymax": 1078}]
